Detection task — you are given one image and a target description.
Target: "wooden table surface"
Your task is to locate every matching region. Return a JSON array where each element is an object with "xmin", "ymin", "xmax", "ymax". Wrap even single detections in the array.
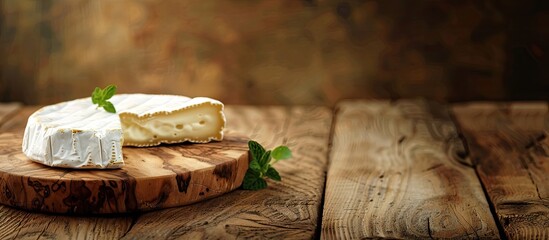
[{"xmin": 0, "ymin": 100, "xmax": 547, "ymax": 239}]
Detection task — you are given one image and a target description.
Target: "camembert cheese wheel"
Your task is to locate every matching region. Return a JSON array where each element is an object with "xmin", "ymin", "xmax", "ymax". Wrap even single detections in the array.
[{"xmin": 22, "ymin": 94, "xmax": 226, "ymax": 169}]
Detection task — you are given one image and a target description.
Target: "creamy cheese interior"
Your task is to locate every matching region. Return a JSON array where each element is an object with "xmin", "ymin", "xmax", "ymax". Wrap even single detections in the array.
[{"xmin": 121, "ymin": 102, "xmax": 224, "ymax": 146}]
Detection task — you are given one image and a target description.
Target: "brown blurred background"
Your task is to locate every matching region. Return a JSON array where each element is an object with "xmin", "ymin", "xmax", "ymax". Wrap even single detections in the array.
[{"xmin": 1, "ymin": 0, "xmax": 548, "ymax": 106}]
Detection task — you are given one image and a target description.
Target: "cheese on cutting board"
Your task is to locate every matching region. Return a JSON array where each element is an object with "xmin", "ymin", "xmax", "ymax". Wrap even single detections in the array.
[{"xmin": 22, "ymin": 94, "xmax": 226, "ymax": 169}]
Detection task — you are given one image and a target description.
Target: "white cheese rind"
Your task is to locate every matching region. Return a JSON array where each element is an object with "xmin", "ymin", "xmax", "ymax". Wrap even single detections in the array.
[{"xmin": 22, "ymin": 94, "xmax": 226, "ymax": 169}]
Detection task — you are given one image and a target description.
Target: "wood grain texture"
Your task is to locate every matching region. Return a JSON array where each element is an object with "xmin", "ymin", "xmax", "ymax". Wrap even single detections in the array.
[
  {"xmin": 0, "ymin": 205, "xmax": 133, "ymax": 239},
  {"xmin": 0, "ymin": 132, "xmax": 248, "ymax": 214},
  {"xmin": 120, "ymin": 106, "xmax": 332, "ymax": 239},
  {"xmin": 452, "ymin": 103, "xmax": 549, "ymax": 240},
  {"xmin": 322, "ymin": 100, "xmax": 499, "ymax": 239}
]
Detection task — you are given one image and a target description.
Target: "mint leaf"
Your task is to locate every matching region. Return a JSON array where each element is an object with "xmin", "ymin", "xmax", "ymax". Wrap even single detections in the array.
[
  {"xmin": 266, "ymin": 167, "xmax": 281, "ymax": 181},
  {"xmin": 248, "ymin": 141, "xmax": 265, "ymax": 162},
  {"xmin": 92, "ymin": 87, "xmax": 101, "ymax": 104},
  {"xmin": 91, "ymin": 85, "xmax": 117, "ymax": 113},
  {"xmin": 242, "ymin": 141, "xmax": 292, "ymax": 190},
  {"xmin": 242, "ymin": 169, "xmax": 267, "ymax": 190},
  {"xmin": 103, "ymin": 101, "xmax": 116, "ymax": 113},
  {"xmin": 103, "ymin": 85, "xmax": 117, "ymax": 99},
  {"xmin": 249, "ymin": 159, "xmax": 261, "ymax": 172},
  {"xmin": 259, "ymin": 150, "xmax": 271, "ymax": 168},
  {"xmin": 272, "ymin": 146, "xmax": 292, "ymax": 160}
]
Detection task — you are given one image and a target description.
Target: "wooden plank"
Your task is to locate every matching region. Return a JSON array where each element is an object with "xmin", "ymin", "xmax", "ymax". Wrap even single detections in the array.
[
  {"xmin": 0, "ymin": 205, "xmax": 134, "ymax": 239},
  {"xmin": 0, "ymin": 103, "xmax": 21, "ymax": 128},
  {"xmin": 452, "ymin": 102, "xmax": 549, "ymax": 240},
  {"xmin": 120, "ymin": 106, "xmax": 332, "ymax": 239},
  {"xmin": 322, "ymin": 100, "xmax": 499, "ymax": 239}
]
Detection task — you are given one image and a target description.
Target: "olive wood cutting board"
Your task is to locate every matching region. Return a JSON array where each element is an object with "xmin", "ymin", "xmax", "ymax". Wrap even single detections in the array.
[{"xmin": 0, "ymin": 132, "xmax": 249, "ymax": 214}]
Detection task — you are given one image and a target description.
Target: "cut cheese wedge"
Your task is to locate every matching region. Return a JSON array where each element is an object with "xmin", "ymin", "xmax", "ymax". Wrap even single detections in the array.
[{"xmin": 22, "ymin": 94, "xmax": 226, "ymax": 169}]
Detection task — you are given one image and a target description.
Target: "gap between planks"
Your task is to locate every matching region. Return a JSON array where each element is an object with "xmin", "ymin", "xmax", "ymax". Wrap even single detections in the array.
[
  {"xmin": 449, "ymin": 107, "xmax": 509, "ymax": 240},
  {"xmin": 314, "ymin": 105, "xmax": 340, "ymax": 238}
]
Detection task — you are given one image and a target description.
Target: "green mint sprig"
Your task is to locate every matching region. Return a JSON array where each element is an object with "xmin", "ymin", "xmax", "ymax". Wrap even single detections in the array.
[
  {"xmin": 242, "ymin": 140, "xmax": 292, "ymax": 190},
  {"xmin": 91, "ymin": 85, "xmax": 117, "ymax": 113}
]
